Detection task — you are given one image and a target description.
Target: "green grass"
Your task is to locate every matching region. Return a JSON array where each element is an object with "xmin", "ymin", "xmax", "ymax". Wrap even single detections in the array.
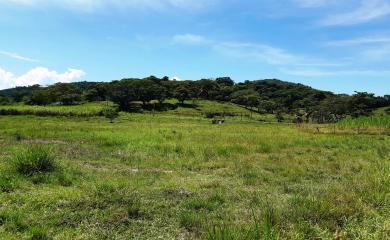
[
  {"xmin": 0, "ymin": 102, "xmax": 111, "ymax": 117},
  {"xmin": 11, "ymin": 146, "xmax": 55, "ymax": 176},
  {"xmin": 0, "ymin": 113, "xmax": 389, "ymax": 239},
  {"xmin": 0, "ymin": 100, "xmax": 283, "ymax": 122},
  {"xmin": 373, "ymin": 106, "xmax": 390, "ymax": 116},
  {"xmin": 337, "ymin": 115, "xmax": 390, "ymax": 129},
  {"xmin": 155, "ymin": 99, "xmax": 279, "ymax": 122}
]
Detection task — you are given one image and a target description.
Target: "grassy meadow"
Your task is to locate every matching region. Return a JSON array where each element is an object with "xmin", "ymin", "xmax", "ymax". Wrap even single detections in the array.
[
  {"xmin": 0, "ymin": 102, "xmax": 110, "ymax": 117},
  {"xmin": 0, "ymin": 100, "xmax": 281, "ymax": 122},
  {"xmin": 0, "ymin": 109, "xmax": 389, "ymax": 239}
]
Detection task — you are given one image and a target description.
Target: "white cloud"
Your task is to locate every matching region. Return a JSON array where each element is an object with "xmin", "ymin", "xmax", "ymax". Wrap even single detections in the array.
[
  {"xmin": 172, "ymin": 34, "xmax": 333, "ymax": 66},
  {"xmin": 281, "ymin": 68, "xmax": 390, "ymax": 77},
  {"xmin": 170, "ymin": 76, "xmax": 182, "ymax": 81},
  {"xmin": 294, "ymin": 0, "xmax": 334, "ymax": 8},
  {"xmin": 0, "ymin": 67, "xmax": 85, "ymax": 89},
  {"xmin": 1, "ymin": 0, "xmax": 215, "ymax": 11},
  {"xmin": 0, "ymin": 50, "xmax": 37, "ymax": 62},
  {"xmin": 320, "ymin": 0, "xmax": 390, "ymax": 26},
  {"xmin": 0, "ymin": 68, "xmax": 15, "ymax": 90},
  {"xmin": 212, "ymin": 42, "xmax": 302, "ymax": 65},
  {"xmin": 359, "ymin": 44, "xmax": 390, "ymax": 61},
  {"xmin": 326, "ymin": 36, "xmax": 390, "ymax": 46},
  {"xmin": 173, "ymin": 34, "xmax": 209, "ymax": 45}
]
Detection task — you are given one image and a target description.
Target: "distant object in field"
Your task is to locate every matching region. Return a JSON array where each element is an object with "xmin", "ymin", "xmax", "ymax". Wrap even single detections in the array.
[{"xmin": 212, "ymin": 119, "xmax": 225, "ymax": 124}]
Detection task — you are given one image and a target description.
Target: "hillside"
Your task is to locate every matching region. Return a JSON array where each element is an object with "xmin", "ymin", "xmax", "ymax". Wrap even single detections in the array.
[{"xmin": 1, "ymin": 78, "xmax": 388, "ymax": 124}]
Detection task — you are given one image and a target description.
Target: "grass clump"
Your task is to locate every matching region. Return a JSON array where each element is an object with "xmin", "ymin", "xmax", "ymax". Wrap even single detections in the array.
[
  {"xmin": 180, "ymin": 211, "xmax": 203, "ymax": 231},
  {"xmin": 12, "ymin": 146, "xmax": 55, "ymax": 176},
  {"xmin": 206, "ymin": 206, "xmax": 279, "ymax": 240},
  {"xmin": 0, "ymin": 174, "xmax": 19, "ymax": 192},
  {"xmin": 29, "ymin": 227, "xmax": 51, "ymax": 240}
]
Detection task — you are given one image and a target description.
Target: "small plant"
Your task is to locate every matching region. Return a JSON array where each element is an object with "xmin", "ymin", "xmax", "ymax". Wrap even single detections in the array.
[
  {"xmin": 127, "ymin": 202, "xmax": 142, "ymax": 219},
  {"xmin": 12, "ymin": 146, "xmax": 55, "ymax": 176},
  {"xmin": 30, "ymin": 227, "xmax": 50, "ymax": 240},
  {"xmin": 102, "ymin": 107, "xmax": 119, "ymax": 123},
  {"xmin": 275, "ymin": 111, "xmax": 284, "ymax": 122},
  {"xmin": 0, "ymin": 174, "xmax": 18, "ymax": 193},
  {"xmin": 179, "ymin": 211, "xmax": 202, "ymax": 231},
  {"xmin": 15, "ymin": 132, "xmax": 23, "ymax": 142}
]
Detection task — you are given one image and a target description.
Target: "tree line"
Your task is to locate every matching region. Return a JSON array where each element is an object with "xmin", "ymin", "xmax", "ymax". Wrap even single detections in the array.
[{"xmin": 0, "ymin": 76, "xmax": 389, "ymax": 123}]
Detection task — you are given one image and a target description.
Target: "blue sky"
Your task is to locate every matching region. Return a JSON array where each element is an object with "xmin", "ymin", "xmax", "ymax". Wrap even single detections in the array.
[{"xmin": 0, "ymin": 0, "xmax": 389, "ymax": 95}]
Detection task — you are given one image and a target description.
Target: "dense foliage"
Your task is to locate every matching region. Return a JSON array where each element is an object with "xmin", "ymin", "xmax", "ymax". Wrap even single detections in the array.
[{"xmin": 0, "ymin": 76, "xmax": 388, "ymax": 123}]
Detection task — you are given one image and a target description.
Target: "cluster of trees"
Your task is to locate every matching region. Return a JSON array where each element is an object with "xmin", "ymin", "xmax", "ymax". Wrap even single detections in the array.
[
  {"xmin": 28, "ymin": 83, "xmax": 82, "ymax": 105},
  {"xmin": 309, "ymin": 92, "xmax": 389, "ymax": 123},
  {"xmin": 0, "ymin": 76, "xmax": 389, "ymax": 123}
]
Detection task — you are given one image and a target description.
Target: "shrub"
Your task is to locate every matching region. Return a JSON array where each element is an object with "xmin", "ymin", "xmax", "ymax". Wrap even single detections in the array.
[
  {"xmin": 12, "ymin": 146, "xmax": 55, "ymax": 176},
  {"xmin": 102, "ymin": 107, "xmax": 119, "ymax": 123}
]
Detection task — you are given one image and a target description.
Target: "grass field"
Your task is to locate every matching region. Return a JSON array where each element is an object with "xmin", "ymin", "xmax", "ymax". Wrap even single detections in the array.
[
  {"xmin": 337, "ymin": 115, "xmax": 390, "ymax": 129},
  {"xmin": 0, "ymin": 101, "xmax": 281, "ymax": 122},
  {"xmin": 0, "ymin": 102, "xmax": 110, "ymax": 117},
  {"xmin": 0, "ymin": 113, "xmax": 389, "ymax": 239}
]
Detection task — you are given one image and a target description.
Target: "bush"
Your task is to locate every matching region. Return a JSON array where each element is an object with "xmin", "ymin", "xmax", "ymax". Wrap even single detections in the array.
[
  {"xmin": 102, "ymin": 107, "xmax": 119, "ymax": 123},
  {"xmin": 12, "ymin": 146, "xmax": 55, "ymax": 176}
]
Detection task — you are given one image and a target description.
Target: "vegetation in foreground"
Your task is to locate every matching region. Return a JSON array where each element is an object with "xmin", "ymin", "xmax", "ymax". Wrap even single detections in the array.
[{"xmin": 0, "ymin": 113, "xmax": 389, "ymax": 239}]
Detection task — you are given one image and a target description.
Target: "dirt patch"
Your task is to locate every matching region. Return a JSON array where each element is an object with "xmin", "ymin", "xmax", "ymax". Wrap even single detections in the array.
[
  {"xmin": 23, "ymin": 139, "xmax": 68, "ymax": 145},
  {"xmin": 82, "ymin": 163, "xmax": 174, "ymax": 174}
]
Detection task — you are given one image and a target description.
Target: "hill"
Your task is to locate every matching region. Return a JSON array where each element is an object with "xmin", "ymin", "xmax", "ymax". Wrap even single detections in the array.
[{"xmin": 0, "ymin": 77, "xmax": 389, "ymax": 123}]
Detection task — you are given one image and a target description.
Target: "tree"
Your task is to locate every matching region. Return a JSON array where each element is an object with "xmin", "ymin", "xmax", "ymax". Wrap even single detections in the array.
[
  {"xmin": 108, "ymin": 80, "xmax": 137, "ymax": 111},
  {"xmin": 310, "ymin": 95, "xmax": 350, "ymax": 123},
  {"xmin": 276, "ymin": 111, "xmax": 284, "ymax": 122},
  {"xmin": 84, "ymin": 83, "xmax": 108, "ymax": 102},
  {"xmin": 59, "ymin": 94, "xmax": 81, "ymax": 105},
  {"xmin": 174, "ymin": 86, "xmax": 191, "ymax": 104},
  {"xmin": 349, "ymin": 92, "xmax": 376, "ymax": 117},
  {"xmin": 133, "ymin": 80, "xmax": 162, "ymax": 106},
  {"xmin": 230, "ymin": 89, "xmax": 260, "ymax": 109},
  {"xmin": 216, "ymin": 77, "xmax": 234, "ymax": 87},
  {"xmin": 195, "ymin": 79, "xmax": 219, "ymax": 99},
  {"xmin": 29, "ymin": 89, "xmax": 52, "ymax": 105},
  {"xmin": 103, "ymin": 107, "xmax": 119, "ymax": 123},
  {"xmin": 247, "ymin": 95, "xmax": 260, "ymax": 111},
  {"xmin": 0, "ymin": 94, "xmax": 10, "ymax": 105},
  {"xmin": 258, "ymin": 100, "xmax": 277, "ymax": 113}
]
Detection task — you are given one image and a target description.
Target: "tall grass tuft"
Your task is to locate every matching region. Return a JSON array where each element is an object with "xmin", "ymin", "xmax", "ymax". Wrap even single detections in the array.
[
  {"xmin": 29, "ymin": 227, "xmax": 50, "ymax": 240},
  {"xmin": 12, "ymin": 146, "xmax": 55, "ymax": 176}
]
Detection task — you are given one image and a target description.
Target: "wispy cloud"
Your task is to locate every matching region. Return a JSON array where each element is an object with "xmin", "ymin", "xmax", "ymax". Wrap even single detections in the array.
[
  {"xmin": 0, "ymin": 67, "xmax": 85, "ymax": 90},
  {"xmin": 172, "ymin": 34, "xmax": 333, "ymax": 66},
  {"xmin": 1, "ymin": 0, "xmax": 216, "ymax": 12},
  {"xmin": 281, "ymin": 68, "xmax": 390, "ymax": 77},
  {"xmin": 172, "ymin": 34, "xmax": 209, "ymax": 45},
  {"xmin": 319, "ymin": 0, "xmax": 390, "ymax": 26},
  {"xmin": 326, "ymin": 36, "xmax": 390, "ymax": 46},
  {"xmin": 0, "ymin": 50, "xmax": 38, "ymax": 62},
  {"xmin": 359, "ymin": 44, "xmax": 390, "ymax": 61},
  {"xmin": 294, "ymin": 0, "xmax": 334, "ymax": 8}
]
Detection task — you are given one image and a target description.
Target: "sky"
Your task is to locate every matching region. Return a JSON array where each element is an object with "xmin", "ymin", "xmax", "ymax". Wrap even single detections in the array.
[{"xmin": 0, "ymin": 0, "xmax": 389, "ymax": 95}]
